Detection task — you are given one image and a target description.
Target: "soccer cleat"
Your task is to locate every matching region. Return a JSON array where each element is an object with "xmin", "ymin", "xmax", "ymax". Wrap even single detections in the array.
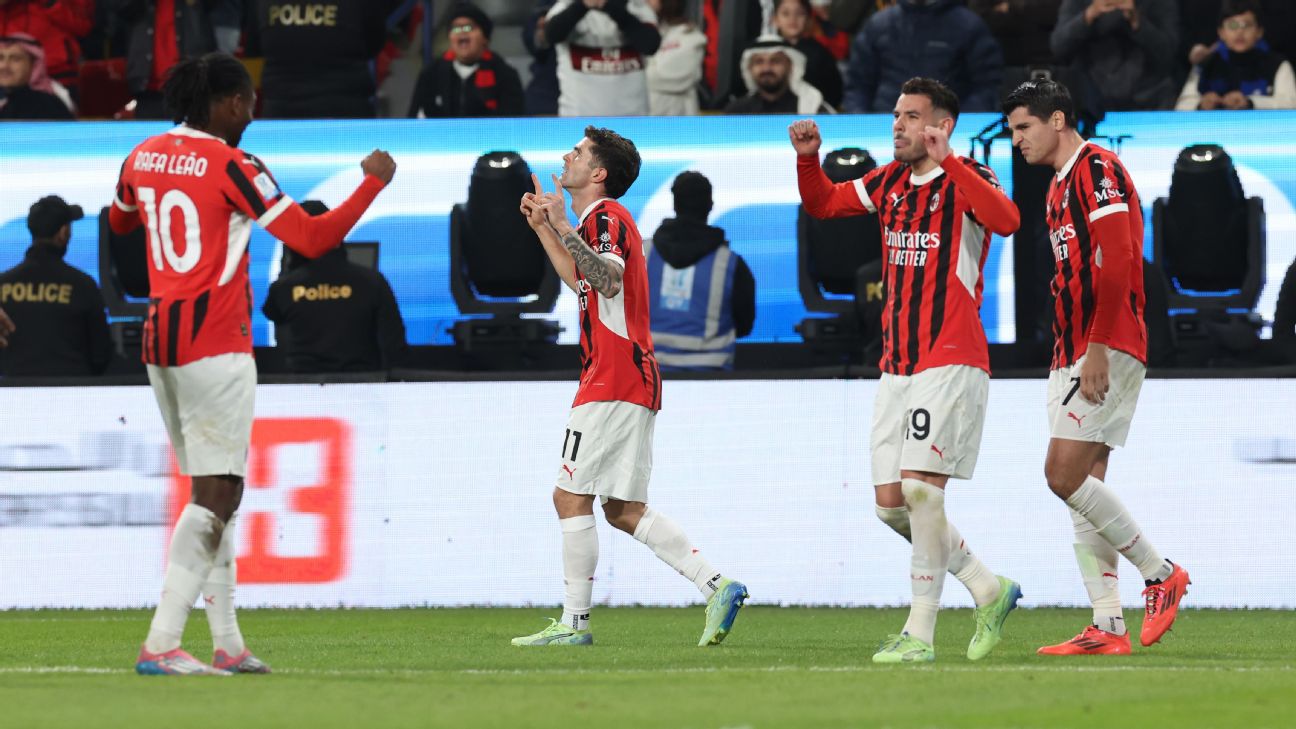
[
  {"xmin": 1037, "ymin": 625, "xmax": 1131, "ymax": 656},
  {"xmin": 511, "ymin": 618, "xmax": 593, "ymax": 646},
  {"xmin": 967, "ymin": 576, "xmax": 1023, "ymax": 661},
  {"xmin": 136, "ymin": 646, "xmax": 231, "ymax": 676},
  {"xmin": 698, "ymin": 578, "xmax": 748, "ymax": 646},
  {"xmin": 1141, "ymin": 561, "xmax": 1190, "ymax": 647},
  {"xmin": 213, "ymin": 649, "xmax": 271, "ymax": 674},
  {"xmin": 872, "ymin": 632, "xmax": 935, "ymax": 663}
]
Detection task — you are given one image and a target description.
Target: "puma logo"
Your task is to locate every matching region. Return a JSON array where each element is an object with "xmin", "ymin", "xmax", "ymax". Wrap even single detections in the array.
[
  {"xmin": 562, "ymin": 465, "xmax": 576, "ymax": 479},
  {"xmin": 930, "ymin": 444, "xmax": 945, "ymax": 460},
  {"xmin": 1067, "ymin": 411, "xmax": 1087, "ymax": 427}
]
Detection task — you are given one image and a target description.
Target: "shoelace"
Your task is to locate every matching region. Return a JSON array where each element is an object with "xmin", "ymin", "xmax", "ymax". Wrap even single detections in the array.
[{"xmin": 1144, "ymin": 585, "xmax": 1162, "ymax": 616}]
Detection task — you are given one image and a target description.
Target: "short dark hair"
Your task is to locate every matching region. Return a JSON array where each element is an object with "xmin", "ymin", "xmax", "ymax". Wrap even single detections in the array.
[
  {"xmin": 1220, "ymin": 0, "xmax": 1263, "ymax": 26},
  {"xmin": 584, "ymin": 125, "xmax": 641, "ymax": 199},
  {"xmin": 162, "ymin": 52, "xmax": 252, "ymax": 128},
  {"xmin": 899, "ymin": 77, "xmax": 960, "ymax": 121},
  {"xmin": 671, "ymin": 170, "xmax": 713, "ymax": 219},
  {"xmin": 1001, "ymin": 79, "xmax": 1078, "ymax": 129}
]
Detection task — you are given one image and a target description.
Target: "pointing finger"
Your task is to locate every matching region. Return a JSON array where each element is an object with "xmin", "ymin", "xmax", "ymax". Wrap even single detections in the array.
[{"xmin": 532, "ymin": 173, "xmax": 543, "ymax": 195}]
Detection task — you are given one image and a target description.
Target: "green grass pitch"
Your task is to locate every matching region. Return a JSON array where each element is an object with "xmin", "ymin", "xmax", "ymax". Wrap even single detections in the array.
[{"xmin": 1, "ymin": 607, "xmax": 1292, "ymax": 728}]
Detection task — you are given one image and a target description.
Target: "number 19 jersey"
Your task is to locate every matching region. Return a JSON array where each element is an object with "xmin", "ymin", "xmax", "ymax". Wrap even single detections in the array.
[{"xmin": 114, "ymin": 125, "xmax": 290, "ymax": 366}]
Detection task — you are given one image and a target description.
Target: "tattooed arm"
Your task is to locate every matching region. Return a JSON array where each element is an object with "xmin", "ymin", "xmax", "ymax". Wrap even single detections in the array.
[{"xmin": 556, "ymin": 226, "xmax": 624, "ymax": 299}]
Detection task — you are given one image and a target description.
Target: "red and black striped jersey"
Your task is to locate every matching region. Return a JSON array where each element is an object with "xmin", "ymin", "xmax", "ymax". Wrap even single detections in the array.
[
  {"xmin": 1045, "ymin": 142, "xmax": 1147, "ymax": 369},
  {"xmin": 113, "ymin": 126, "xmax": 286, "ymax": 366},
  {"xmin": 798, "ymin": 154, "xmax": 1019, "ymax": 376},
  {"xmin": 572, "ymin": 198, "xmax": 661, "ymax": 412}
]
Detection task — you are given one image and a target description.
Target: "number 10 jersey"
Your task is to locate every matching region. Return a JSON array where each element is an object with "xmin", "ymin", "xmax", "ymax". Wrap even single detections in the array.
[{"xmin": 114, "ymin": 126, "xmax": 291, "ymax": 366}]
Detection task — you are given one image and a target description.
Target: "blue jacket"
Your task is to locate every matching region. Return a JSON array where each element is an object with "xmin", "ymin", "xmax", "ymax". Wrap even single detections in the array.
[
  {"xmin": 647, "ymin": 235, "xmax": 739, "ymax": 371},
  {"xmin": 843, "ymin": 0, "xmax": 1003, "ymax": 114}
]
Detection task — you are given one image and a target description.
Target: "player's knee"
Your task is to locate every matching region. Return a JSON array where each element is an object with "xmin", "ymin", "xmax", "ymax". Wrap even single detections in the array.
[{"xmin": 1044, "ymin": 459, "xmax": 1080, "ymax": 499}]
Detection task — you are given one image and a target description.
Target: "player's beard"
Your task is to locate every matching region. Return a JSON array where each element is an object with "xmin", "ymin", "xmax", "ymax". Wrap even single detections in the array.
[{"xmin": 893, "ymin": 137, "xmax": 926, "ymax": 166}]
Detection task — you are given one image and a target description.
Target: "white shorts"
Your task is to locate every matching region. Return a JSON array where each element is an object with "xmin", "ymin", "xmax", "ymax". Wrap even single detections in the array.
[
  {"xmin": 871, "ymin": 364, "xmax": 989, "ymax": 484},
  {"xmin": 147, "ymin": 352, "xmax": 256, "ymax": 477},
  {"xmin": 555, "ymin": 400, "xmax": 654, "ymax": 504},
  {"xmin": 1047, "ymin": 349, "xmax": 1145, "ymax": 448}
]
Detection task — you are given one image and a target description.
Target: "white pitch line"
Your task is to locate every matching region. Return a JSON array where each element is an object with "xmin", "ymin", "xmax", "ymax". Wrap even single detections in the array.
[{"xmin": 3, "ymin": 665, "xmax": 1288, "ymax": 677}]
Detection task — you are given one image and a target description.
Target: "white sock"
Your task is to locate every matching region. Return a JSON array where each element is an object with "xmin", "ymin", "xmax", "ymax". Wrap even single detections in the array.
[
  {"xmin": 1066, "ymin": 475, "xmax": 1172, "ymax": 583},
  {"xmin": 1071, "ymin": 508, "xmax": 1125, "ymax": 635},
  {"xmin": 632, "ymin": 507, "xmax": 723, "ymax": 599},
  {"xmin": 560, "ymin": 515, "xmax": 597, "ymax": 632},
  {"xmin": 900, "ymin": 479, "xmax": 950, "ymax": 645},
  {"xmin": 876, "ymin": 505, "xmax": 1000, "ymax": 607},
  {"xmin": 144, "ymin": 504, "xmax": 222, "ymax": 654},
  {"xmin": 203, "ymin": 512, "xmax": 246, "ymax": 656}
]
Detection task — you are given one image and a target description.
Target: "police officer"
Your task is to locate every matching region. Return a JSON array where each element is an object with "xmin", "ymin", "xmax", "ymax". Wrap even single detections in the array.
[
  {"xmin": 0, "ymin": 196, "xmax": 114, "ymax": 377},
  {"xmin": 647, "ymin": 171, "xmax": 756, "ymax": 370},
  {"xmin": 262, "ymin": 201, "xmax": 408, "ymax": 373}
]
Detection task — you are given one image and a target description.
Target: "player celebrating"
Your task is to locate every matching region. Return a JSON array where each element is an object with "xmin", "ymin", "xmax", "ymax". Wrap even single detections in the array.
[
  {"xmin": 512, "ymin": 126, "xmax": 748, "ymax": 647},
  {"xmin": 110, "ymin": 53, "xmax": 396, "ymax": 675},
  {"xmin": 1003, "ymin": 80, "xmax": 1190, "ymax": 656},
  {"xmin": 791, "ymin": 78, "xmax": 1023, "ymax": 663}
]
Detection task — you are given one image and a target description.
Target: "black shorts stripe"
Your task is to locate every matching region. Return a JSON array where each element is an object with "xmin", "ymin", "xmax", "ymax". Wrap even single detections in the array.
[
  {"xmin": 225, "ymin": 160, "xmax": 267, "ymax": 218},
  {"xmin": 166, "ymin": 300, "xmax": 184, "ymax": 367},
  {"xmin": 191, "ymin": 291, "xmax": 210, "ymax": 344}
]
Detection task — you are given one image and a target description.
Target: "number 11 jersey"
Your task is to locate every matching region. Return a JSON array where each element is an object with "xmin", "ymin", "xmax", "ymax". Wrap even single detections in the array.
[{"xmin": 114, "ymin": 125, "xmax": 291, "ymax": 366}]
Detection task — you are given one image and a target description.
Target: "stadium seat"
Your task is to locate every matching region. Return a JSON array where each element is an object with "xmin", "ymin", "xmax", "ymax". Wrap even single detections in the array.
[
  {"xmin": 1151, "ymin": 144, "xmax": 1266, "ymax": 364},
  {"xmin": 448, "ymin": 151, "xmax": 561, "ymax": 352},
  {"xmin": 795, "ymin": 147, "xmax": 881, "ymax": 351}
]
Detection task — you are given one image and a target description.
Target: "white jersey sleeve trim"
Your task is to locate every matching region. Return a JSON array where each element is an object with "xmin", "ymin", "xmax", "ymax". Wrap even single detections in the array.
[
  {"xmin": 113, "ymin": 197, "xmax": 137, "ymax": 212},
  {"xmin": 257, "ymin": 195, "xmax": 294, "ymax": 228},
  {"xmin": 1088, "ymin": 203, "xmax": 1128, "ymax": 223},
  {"xmin": 852, "ymin": 178, "xmax": 877, "ymax": 213}
]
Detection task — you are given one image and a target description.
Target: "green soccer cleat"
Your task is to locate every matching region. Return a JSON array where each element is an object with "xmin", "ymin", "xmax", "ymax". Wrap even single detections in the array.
[
  {"xmin": 510, "ymin": 618, "xmax": 593, "ymax": 647},
  {"xmin": 967, "ymin": 576, "xmax": 1024, "ymax": 661},
  {"xmin": 698, "ymin": 579, "xmax": 748, "ymax": 646},
  {"xmin": 872, "ymin": 632, "xmax": 935, "ymax": 663}
]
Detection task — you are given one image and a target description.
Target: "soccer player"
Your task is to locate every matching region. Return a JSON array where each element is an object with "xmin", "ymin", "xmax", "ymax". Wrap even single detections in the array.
[
  {"xmin": 790, "ymin": 77, "xmax": 1023, "ymax": 663},
  {"xmin": 511, "ymin": 126, "xmax": 748, "ymax": 647},
  {"xmin": 1003, "ymin": 80, "xmax": 1190, "ymax": 655},
  {"xmin": 109, "ymin": 53, "xmax": 396, "ymax": 675}
]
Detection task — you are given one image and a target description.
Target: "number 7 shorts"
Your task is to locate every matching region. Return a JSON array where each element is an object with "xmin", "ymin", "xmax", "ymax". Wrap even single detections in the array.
[
  {"xmin": 1047, "ymin": 349, "xmax": 1145, "ymax": 447},
  {"xmin": 871, "ymin": 364, "xmax": 989, "ymax": 485},
  {"xmin": 555, "ymin": 400, "xmax": 655, "ymax": 503}
]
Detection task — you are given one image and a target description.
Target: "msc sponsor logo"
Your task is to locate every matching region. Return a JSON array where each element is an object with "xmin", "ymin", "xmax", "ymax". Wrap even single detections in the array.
[{"xmin": 1094, "ymin": 177, "xmax": 1123, "ymax": 202}]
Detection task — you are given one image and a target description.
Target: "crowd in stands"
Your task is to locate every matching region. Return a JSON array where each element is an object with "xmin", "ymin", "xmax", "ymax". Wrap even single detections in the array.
[{"xmin": 3, "ymin": 0, "xmax": 1295, "ymax": 121}]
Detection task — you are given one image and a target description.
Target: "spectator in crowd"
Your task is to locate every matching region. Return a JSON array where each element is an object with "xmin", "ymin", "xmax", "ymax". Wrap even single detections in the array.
[
  {"xmin": 724, "ymin": 35, "xmax": 832, "ymax": 113},
  {"xmin": 0, "ymin": 196, "xmax": 112, "ymax": 377},
  {"xmin": 409, "ymin": 3, "xmax": 524, "ymax": 118},
  {"xmin": 828, "ymin": 0, "xmax": 889, "ymax": 36},
  {"xmin": 111, "ymin": 0, "xmax": 217, "ymax": 119},
  {"xmin": 1183, "ymin": 0, "xmax": 1294, "ymax": 84},
  {"xmin": 1176, "ymin": 0, "xmax": 1295, "ymax": 110},
  {"xmin": 0, "ymin": 0, "xmax": 92, "ymax": 99},
  {"xmin": 523, "ymin": 1, "xmax": 560, "ymax": 114},
  {"xmin": 249, "ymin": 0, "xmax": 395, "ymax": 118},
  {"xmin": 0, "ymin": 33, "xmax": 73, "ymax": 119},
  {"xmin": 1051, "ymin": 0, "xmax": 1179, "ymax": 111},
  {"xmin": 772, "ymin": 0, "xmax": 841, "ymax": 108},
  {"xmin": 262, "ymin": 201, "xmax": 408, "ymax": 373},
  {"xmin": 969, "ymin": 0, "xmax": 1061, "ymax": 73},
  {"xmin": 648, "ymin": 171, "xmax": 755, "ymax": 371},
  {"xmin": 645, "ymin": 0, "xmax": 705, "ymax": 115},
  {"xmin": 700, "ymin": 0, "xmax": 764, "ymax": 108},
  {"xmin": 808, "ymin": 0, "xmax": 851, "ymax": 60},
  {"xmin": 843, "ymin": 0, "xmax": 1003, "ymax": 113},
  {"xmin": 545, "ymin": 0, "xmax": 661, "ymax": 116},
  {"xmin": 210, "ymin": 0, "xmax": 242, "ymax": 54}
]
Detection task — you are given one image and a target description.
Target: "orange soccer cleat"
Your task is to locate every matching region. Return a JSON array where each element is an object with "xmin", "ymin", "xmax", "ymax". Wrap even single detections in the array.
[
  {"xmin": 1141, "ymin": 561, "xmax": 1191, "ymax": 647},
  {"xmin": 1037, "ymin": 625, "xmax": 1132, "ymax": 656}
]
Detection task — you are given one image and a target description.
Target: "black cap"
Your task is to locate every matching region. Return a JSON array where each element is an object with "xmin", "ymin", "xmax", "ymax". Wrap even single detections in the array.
[
  {"xmin": 27, "ymin": 195, "xmax": 84, "ymax": 238},
  {"xmin": 448, "ymin": 2, "xmax": 493, "ymax": 39}
]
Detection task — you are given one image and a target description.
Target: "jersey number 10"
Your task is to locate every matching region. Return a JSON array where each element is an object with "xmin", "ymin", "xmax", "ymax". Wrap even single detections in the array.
[{"xmin": 137, "ymin": 186, "xmax": 202, "ymax": 274}]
